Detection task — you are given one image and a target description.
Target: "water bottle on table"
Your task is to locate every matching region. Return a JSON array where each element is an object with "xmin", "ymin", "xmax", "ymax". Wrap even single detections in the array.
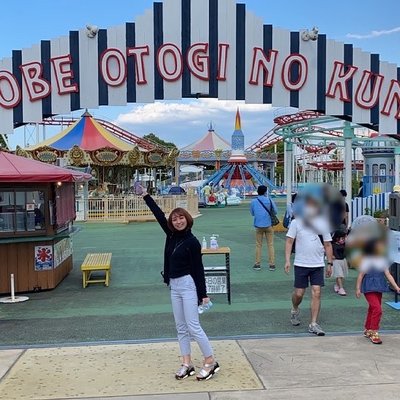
[{"xmin": 209, "ymin": 234, "xmax": 219, "ymax": 249}]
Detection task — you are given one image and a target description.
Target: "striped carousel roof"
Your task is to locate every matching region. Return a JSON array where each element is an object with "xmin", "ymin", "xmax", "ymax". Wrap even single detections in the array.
[
  {"xmin": 181, "ymin": 124, "xmax": 231, "ymax": 151},
  {"xmin": 28, "ymin": 111, "xmax": 133, "ymax": 151}
]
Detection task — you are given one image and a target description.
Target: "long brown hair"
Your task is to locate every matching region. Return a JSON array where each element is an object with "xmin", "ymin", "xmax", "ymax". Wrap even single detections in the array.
[{"xmin": 167, "ymin": 208, "xmax": 193, "ymax": 232}]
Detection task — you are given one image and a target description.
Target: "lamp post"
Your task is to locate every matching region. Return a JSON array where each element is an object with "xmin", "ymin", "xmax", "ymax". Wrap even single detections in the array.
[
  {"xmin": 343, "ymin": 122, "xmax": 354, "ymax": 226},
  {"xmin": 284, "ymin": 136, "xmax": 293, "ymax": 209},
  {"xmin": 395, "ymin": 147, "xmax": 400, "ymax": 187}
]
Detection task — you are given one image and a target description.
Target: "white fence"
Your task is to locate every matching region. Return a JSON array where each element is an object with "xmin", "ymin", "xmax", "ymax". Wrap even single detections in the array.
[
  {"xmin": 75, "ymin": 195, "xmax": 199, "ymax": 222},
  {"xmin": 351, "ymin": 193, "xmax": 390, "ymax": 222}
]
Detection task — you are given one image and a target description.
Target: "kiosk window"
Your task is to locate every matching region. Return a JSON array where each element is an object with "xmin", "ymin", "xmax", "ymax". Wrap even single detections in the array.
[
  {"xmin": 0, "ymin": 191, "xmax": 15, "ymax": 232},
  {"xmin": 0, "ymin": 189, "xmax": 45, "ymax": 235}
]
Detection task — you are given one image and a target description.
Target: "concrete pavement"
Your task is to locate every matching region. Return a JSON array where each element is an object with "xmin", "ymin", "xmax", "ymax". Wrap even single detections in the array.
[{"xmin": 0, "ymin": 334, "xmax": 399, "ymax": 400}]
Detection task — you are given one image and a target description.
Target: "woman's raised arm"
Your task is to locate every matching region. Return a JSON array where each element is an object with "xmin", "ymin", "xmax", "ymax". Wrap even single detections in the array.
[{"xmin": 142, "ymin": 192, "xmax": 170, "ymax": 235}]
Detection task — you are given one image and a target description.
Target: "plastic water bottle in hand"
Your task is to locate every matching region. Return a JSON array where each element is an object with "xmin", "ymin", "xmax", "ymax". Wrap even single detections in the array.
[
  {"xmin": 198, "ymin": 300, "xmax": 213, "ymax": 314},
  {"xmin": 134, "ymin": 181, "xmax": 145, "ymax": 195}
]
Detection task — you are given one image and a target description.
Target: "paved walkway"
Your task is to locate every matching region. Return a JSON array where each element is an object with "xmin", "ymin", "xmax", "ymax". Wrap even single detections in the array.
[{"xmin": 1, "ymin": 334, "xmax": 399, "ymax": 400}]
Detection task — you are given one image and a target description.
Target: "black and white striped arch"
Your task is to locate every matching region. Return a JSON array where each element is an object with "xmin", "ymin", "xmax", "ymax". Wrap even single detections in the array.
[{"xmin": 0, "ymin": 0, "xmax": 399, "ymax": 135}]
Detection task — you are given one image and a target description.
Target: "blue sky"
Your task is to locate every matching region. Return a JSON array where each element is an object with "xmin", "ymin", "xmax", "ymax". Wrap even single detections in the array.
[{"xmin": 2, "ymin": 0, "xmax": 400, "ymax": 149}]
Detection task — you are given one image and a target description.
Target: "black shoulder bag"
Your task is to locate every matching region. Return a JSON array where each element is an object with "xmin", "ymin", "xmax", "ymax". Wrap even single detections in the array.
[{"xmin": 257, "ymin": 199, "xmax": 279, "ymax": 226}]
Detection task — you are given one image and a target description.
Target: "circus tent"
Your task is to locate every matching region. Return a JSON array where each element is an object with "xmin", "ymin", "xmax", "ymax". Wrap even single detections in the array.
[
  {"xmin": 181, "ymin": 125, "xmax": 231, "ymax": 152},
  {"xmin": 27, "ymin": 110, "xmax": 134, "ymax": 152},
  {"xmin": 178, "ymin": 124, "xmax": 233, "ymax": 170}
]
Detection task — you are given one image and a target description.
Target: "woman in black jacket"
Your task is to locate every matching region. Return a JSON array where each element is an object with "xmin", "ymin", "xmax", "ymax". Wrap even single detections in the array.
[{"xmin": 137, "ymin": 184, "xmax": 219, "ymax": 381}]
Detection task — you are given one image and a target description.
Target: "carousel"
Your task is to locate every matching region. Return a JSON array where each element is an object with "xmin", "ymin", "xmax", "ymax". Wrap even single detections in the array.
[{"xmin": 16, "ymin": 111, "xmax": 179, "ymax": 195}]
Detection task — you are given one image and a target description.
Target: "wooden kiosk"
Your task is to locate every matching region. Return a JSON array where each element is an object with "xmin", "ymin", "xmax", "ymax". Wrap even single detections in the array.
[{"xmin": 0, "ymin": 151, "xmax": 91, "ymax": 294}]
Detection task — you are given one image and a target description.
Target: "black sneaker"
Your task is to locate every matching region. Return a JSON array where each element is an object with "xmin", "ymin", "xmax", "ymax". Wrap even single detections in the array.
[
  {"xmin": 175, "ymin": 364, "xmax": 195, "ymax": 380},
  {"xmin": 269, "ymin": 265, "xmax": 276, "ymax": 271},
  {"xmin": 253, "ymin": 264, "xmax": 261, "ymax": 271}
]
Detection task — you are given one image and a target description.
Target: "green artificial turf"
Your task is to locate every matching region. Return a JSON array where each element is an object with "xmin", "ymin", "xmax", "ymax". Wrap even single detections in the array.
[{"xmin": 0, "ymin": 199, "xmax": 399, "ymax": 346}]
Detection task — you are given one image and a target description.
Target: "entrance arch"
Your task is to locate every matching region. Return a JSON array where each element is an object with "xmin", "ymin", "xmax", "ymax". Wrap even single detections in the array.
[{"xmin": 0, "ymin": 0, "xmax": 399, "ymax": 136}]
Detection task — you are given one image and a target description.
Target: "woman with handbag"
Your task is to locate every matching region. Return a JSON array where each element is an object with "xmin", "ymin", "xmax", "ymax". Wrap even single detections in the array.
[
  {"xmin": 135, "ymin": 183, "xmax": 220, "ymax": 381},
  {"xmin": 250, "ymin": 185, "xmax": 278, "ymax": 271}
]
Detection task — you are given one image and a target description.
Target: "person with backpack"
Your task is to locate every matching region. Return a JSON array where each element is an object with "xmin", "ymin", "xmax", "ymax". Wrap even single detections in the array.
[
  {"xmin": 250, "ymin": 185, "xmax": 278, "ymax": 271},
  {"xmin": 284, "ymin": 195, "xmax": 333, "ymax": 336}
]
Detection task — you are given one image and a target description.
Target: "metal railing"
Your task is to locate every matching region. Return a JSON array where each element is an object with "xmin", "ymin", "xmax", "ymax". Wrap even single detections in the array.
[{"xmin": 76, "ymin": 195, "xmax": 199, "ymax": 222}]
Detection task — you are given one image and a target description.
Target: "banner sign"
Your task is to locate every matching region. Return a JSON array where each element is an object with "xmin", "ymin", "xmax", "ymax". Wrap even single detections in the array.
[
  {"xmin": 34, "ymin": 245, "xmax": 53, "ymax": 271},
  {"xmin": 1, "ymin": 0, "xmax": 399, "ymax": 134},
  {"xmin": 53, "ymin": 238, "xmax": 73, "ymax": 268},
  {"xmin": 205, "ymin": 275, "xmax": 228, "ymax": 294}
]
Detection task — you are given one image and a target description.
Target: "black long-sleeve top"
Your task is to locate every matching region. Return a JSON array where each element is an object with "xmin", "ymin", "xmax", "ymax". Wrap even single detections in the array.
[{"xmin": 143, "ymin": 194, "xmax": 207, "ymax": 303}]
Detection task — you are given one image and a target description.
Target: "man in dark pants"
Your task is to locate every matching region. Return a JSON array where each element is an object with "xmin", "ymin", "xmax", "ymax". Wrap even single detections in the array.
[{"xmin": 284, "ymin": 197, "xmax": 333, "ymax": 336}]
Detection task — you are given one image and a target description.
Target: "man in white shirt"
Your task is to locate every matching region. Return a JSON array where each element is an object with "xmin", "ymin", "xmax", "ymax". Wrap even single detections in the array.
[{"xmin": 284, "ymin": 197, "xmax": 333, "ymax": 336}]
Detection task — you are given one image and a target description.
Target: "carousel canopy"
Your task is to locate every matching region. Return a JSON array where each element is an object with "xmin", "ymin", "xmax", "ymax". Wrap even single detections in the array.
[
  {"xmin": 181, "ymin": 125, "xmax": 230, "ymax": 151},
  {"xmin": 27, "ymin": 111, "xmax": 133, "ymax": 151},
  {"xmin": 0, "ymin": 151, "xmax": 91, "ymax": 183}
]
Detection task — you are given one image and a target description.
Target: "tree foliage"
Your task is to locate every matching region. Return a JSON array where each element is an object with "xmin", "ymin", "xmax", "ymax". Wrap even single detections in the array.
[
  {"xmin": 143, "ymin": 133, "xmax": 177, "ymax": 149},
  {"xmin": 0, "ymin": 135, "xmax": 9, "ymax": 150}
]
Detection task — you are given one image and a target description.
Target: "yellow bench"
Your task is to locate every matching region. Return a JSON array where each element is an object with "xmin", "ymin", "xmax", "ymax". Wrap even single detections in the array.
[{"xmin": 81, "ymin": 253, "xmax": 112, "ymax": 288}]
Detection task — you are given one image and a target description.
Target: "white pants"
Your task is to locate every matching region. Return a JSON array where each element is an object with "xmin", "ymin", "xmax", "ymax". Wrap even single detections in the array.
[{"xmin": 170, "ymin": 275, "xmax": 213, "ymax": 357}]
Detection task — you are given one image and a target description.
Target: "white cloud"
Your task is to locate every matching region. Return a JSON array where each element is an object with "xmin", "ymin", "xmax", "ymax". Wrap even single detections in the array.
[
  {"xmin": 347, "ymin": 26, "xmax": 400, "ymax": 39},
  {"xmin": 115, "ymin": 99, "xmax": 271, "ymax": 126},
  {"xmin": 114, "ymin": 99, "xmax": 276, "ymax": 148}
]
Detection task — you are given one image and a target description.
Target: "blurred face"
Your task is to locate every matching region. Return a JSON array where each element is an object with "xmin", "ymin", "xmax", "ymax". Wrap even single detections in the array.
[
  {"xmin": 171, "ymin": 213, "xmax": 188, "ymax": 231},
  {"xmin": 303, "ymin": 198, "xmax": 320, "ymax": 218},
  {"xmin": 336, "ymin": 236, "xmax": 346, "ymax": 245}
]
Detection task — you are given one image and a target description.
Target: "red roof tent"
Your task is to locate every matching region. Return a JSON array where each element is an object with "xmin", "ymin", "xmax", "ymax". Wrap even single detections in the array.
[{"xmin": 0, "ymin": 151, "xmax": 91, "ymax": 183}]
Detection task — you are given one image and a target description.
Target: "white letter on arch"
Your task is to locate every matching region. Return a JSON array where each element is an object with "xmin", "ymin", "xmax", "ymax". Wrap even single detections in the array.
[
  {"xmin": 20, "ymin": 62, "xmax": 51, "ymax": 101},
  {"xmin": 326, "ymin": 61, "xmax": 358, "ymax": 101},
  {"xmin": 156, "ymin": 43, "xmax": 183, "ymax": 82},
  {"xmin": 187, "ymin": 43, "xmax": 210, "ymax": 81},
  {"xmin": 281, "ymin": 54, "xmax": 308, "ymax": 91},
  {"xmin": 381, "ymin": 79, "xmax": 400, "ymax": 119},
  {"xmin": 355, "ymin": 70, "xmax": 384, "ymax": 109},
  {"xmin": 100, "ymin": 48, "xmax": 127, "ymax": 87},
  {"xmin": 127, "ymin": 46, "xmax": 150, "ymax": 85},
  {"xmin": 217, "ymin": 43, "xmax": 229, "ymax": 81},
  {"xmin": 50, "ymin": 55, "xmax": 78, "ymax": 95},
  {"xmin": 248, "ymin": 47, "xmax": 278, "ymax": 86},
  {"xmin": 0, "ymin": 70, "xmax": 21, "ymax": 108}
]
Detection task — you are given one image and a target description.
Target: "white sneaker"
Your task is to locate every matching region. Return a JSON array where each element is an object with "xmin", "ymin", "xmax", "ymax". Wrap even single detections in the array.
[
  {"xmin": 309, "ymin": 322, "xmax": 325, "ymax": 336},
  {"xmin": 338, "ymin": 288, "xmax": 347, "ymax": 296},
  {"xmin": 333, "ymin": 284, "xmax": 339, "ymax": 293}
]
